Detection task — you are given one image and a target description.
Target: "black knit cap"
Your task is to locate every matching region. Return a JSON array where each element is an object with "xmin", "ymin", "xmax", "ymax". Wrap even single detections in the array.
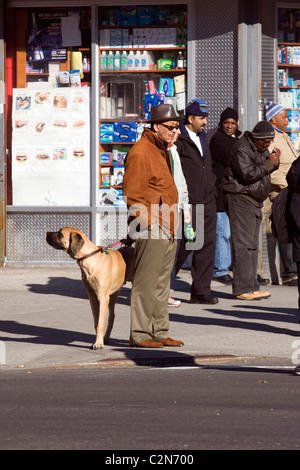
[
  {"xmin": 251, "ymin": 120, "xmax": 275, "ymax": 140},
  {"xmin": 220, "ymin": 107, "xmax": 238, "ymax": 124}
]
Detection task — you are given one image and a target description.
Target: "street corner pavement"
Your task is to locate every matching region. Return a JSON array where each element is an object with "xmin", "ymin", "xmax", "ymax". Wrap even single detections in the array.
[{"xmin": 0, "ymin": 266, "xmax": 300, "ymax": 370}]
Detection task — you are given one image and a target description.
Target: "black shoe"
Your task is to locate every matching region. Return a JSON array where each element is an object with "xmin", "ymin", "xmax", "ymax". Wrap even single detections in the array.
[
  {"xmin": 190, "ymin": 294, "xmax": 219, "ymax": 304},
  {"xmin": 213, "ymin": 274, "xmax": 232, "ymax": 285},
  {"xmin": 282, "ymin": 277, "xmax": 298, "ymax": 286},
  {"xmin": 257, "ymin": 274, "xmax": 270, "ymax": 285}
]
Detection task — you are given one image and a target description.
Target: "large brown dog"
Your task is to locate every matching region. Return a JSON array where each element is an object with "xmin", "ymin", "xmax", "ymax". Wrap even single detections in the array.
[{"xmin": 46, "ymin": 226, "xmax": 134, "ymax": 349}]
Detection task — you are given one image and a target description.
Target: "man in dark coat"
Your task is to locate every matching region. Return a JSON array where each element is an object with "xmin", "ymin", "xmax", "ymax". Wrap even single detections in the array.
[
  {"xmin": 174, "ymin": 98, "xmax": 218, "ymax": 304},
  {"xmin": 223, "ymin": 120, "xmax": 280, "ymax": 300},
  {"xmin": 210, "ymin": 107, "xmax": 241, "ymax": 285},
  {"xmin": 286, "ymin": 155, "xmax": 300, "ymax": 315}
]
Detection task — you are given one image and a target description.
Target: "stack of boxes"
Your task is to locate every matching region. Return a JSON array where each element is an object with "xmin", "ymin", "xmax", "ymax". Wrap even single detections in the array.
[
  {"xmin": 100, "ymin": 121, "xmax": 138, "ymax": 143},
  {"xmin": 99, "ymin": 121, "xmax": 147, "ymax": 205},
  {"xmin": 100, "ymin": 27, "xmax": 179, "ymax": 48}
]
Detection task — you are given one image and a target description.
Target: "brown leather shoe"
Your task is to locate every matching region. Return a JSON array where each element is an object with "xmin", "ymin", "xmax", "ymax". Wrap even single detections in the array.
[
  {"xmin": 135, "ymin": 339, "xmax": 164, "ymax": 348},
  {"xmin": 158, "ymin": 337, "xmax": 184, "ymax": 347}
]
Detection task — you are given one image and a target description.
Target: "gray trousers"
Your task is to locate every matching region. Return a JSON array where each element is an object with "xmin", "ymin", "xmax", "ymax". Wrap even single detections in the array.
[
  {"xmin": 130, "ymin": 224, "xmax": 177, "ymax": 345},
  {"xmin": 225, "ymin": 195, "xmax": 262, "ymax": 296}
]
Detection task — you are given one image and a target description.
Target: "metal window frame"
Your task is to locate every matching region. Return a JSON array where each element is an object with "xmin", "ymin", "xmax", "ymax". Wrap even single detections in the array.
[{"xmin": 5, "ymin": 0, "xmax": 193, "ymax": 262}]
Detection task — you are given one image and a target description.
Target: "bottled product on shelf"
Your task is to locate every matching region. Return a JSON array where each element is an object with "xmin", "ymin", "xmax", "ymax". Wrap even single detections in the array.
[
  {"xmin": 121, "ymin": 51, "xmax": 128, "ymax": 70},
  {"xmin": 82, "ymin": 56, "xmax": 88, "ymax": 72},
  {"xmin": 177, "ymin": 51, "xmax": 184, "ymax": 68},
  {"xmin": 134, "ymin": 50, "xmax": 142, "ymax": 70},
  {"xmin": 127, "ymin": 50, "xmax": 135, "ymax": 70},
  {"xmin": 100, "ymin": 51, "xmax": 107, "ymax": 70},
  {"xmin": 113, "ymin": 51, "xmax": 121, "ymax": 70},
  {"xmin": 107, "ymin": 51, "xmax": 114, "ymax": 70}
]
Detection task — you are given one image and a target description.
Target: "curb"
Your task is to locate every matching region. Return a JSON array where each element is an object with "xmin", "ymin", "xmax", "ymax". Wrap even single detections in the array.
[{"xmin": 30, "ymin": 354, "xmax": 254, "ymax": 370}]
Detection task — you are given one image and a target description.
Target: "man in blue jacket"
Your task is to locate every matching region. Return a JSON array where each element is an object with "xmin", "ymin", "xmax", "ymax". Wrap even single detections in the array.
[{"xmin": 174, "ymin": 99, "xmax": 218, "ymax": 304}]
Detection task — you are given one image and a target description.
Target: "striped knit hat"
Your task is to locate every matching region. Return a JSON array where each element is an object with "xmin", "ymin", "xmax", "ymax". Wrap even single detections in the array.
[
  {"xmin": 265, "ymin": 101, "xmax": 285, "ymax": 122},
  {"xmin": 251, "ymin": 121, "xmax": 275, "ymax": 140}
]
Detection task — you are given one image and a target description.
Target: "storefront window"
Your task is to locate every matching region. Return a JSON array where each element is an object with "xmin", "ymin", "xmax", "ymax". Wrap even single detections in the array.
[
  {"xmin": 98, "ymin": 4, "xmax": 187, "ymax": 208},
  {"xmin": 10, "ymin": 6, "xmax": 91, "ymax": 206}
]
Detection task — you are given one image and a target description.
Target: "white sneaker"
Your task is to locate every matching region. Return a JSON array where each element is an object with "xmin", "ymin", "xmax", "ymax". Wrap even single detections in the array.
[{"xmin": 168, "ymin": 297, "xmax": 181, "ymax": 308}]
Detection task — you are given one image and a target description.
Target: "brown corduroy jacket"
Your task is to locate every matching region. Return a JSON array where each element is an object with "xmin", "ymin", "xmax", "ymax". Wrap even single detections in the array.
[{"xmin": 123, "ymin": 128, "xmax": 178, "ymax": 237}]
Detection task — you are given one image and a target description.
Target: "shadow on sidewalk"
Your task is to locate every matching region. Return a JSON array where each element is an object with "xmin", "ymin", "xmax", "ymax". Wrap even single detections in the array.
[
  {"xmin": 26, "ymin": 278, "xmax": 132, "ymax": 306},
  {"xmin": 0, "ymin": 320, "xmax": 95, "ymax": 349}
]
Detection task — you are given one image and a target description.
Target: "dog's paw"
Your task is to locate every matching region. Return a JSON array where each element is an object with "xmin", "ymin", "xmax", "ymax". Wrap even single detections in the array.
[{"xmin": 91, "ymin": 342, "xmax": 104, "ymax": 350}]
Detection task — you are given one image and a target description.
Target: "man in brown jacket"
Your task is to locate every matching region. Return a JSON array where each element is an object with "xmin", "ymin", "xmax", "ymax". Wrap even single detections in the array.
[{"xmin": 123, "ymin": 104, "xmax": 184, "ymax": 348}]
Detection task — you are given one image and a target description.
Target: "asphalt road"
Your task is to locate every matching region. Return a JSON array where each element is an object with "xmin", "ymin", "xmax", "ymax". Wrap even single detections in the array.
[{"xmin": 1, "ymin": 362, "xmax": 299, "ymax": 451}]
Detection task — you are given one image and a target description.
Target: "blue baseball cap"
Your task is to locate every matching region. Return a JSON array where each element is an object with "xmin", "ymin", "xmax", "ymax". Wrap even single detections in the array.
[{"xmin": 186, "ymin": 99, "xmax": 209, "ymax": 117}]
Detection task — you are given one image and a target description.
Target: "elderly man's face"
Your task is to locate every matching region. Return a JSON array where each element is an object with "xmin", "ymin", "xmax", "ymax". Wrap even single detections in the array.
[
  {"xmin": 154, "ymin": 121, "xmax": 180, "ymax": 145},
  {"xmin": 254, "ymin": 138, "xmax": 274, "ymax": 152},
  {"xmin": 271, "ymin": 109, "xmax": 289, "ymax": 132}
]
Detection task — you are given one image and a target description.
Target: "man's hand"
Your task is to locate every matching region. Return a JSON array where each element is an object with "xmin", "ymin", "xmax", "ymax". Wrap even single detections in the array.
[{"xmin": 268, "ymin": 146, "xmax": 280, "ymax": 168}]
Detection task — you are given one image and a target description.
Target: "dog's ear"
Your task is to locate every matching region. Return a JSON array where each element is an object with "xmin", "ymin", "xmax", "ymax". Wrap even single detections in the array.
[{"xmin": 68, "ymin": 232, "xmax": 85, "ymax": 257}]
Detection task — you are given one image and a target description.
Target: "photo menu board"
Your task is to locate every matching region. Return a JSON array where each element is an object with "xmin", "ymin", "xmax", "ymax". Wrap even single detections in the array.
[{"xmin": 12, "ymin": 87, "xmax": 90, "ymax": 206}]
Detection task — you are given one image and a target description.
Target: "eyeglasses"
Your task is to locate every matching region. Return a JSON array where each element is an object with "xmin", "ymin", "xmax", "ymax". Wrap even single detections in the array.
[
  {"xmin": 261, "ymin": 139, "xmax": 274, "ymax": 146},
  {"xmin": 160, "ymin": 123, "xmax": 180, "ymax": 131}
]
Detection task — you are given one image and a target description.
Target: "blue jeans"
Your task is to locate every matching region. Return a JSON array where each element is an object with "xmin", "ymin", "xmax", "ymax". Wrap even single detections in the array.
[{"xmin": 214, "ymin": 211, "xmax": 231, "ymax": 277}]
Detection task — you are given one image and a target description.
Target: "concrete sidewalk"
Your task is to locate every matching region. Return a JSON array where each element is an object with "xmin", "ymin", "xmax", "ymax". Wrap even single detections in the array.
[{"xmin": 0, "ymin": 265, "xmax": 299, "ymax": 370}]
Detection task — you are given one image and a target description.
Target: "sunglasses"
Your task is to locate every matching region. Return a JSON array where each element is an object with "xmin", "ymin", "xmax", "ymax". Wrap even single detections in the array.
[{"xmin": 160, "ymin": 123, "xmax": 180, "ymax": 131}]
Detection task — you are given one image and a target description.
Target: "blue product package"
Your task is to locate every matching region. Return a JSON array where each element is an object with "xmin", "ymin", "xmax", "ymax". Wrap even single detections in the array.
[
  {"xmin": 137, "ymin": 7, "xmax": 153, "ymax": 25},
  {"xmin": 100, "ymin": 123, "xmax": 114, "ymax": 132},
  {"xmin": 113, "ymin": 121, "xmax": 138, "ymax": 134},
  {"xmin": 144, "ymin": 94, "xmax": 164, "ymax": 120},
  {"xmin": 155, "ymin": 9, "xmax": 167, "ymax": 24},
  {"xmin": 100, "ymin": 132, "xmax": 114, "ymax": 143},
  {"xmin": 108, "ymin": 9, "xmax": 121, "ymax": 26},
  {"xmin": 158, "ymin": 78, "xmax": 174, "ymax": 97},
  {"xmin": 113, "ymin": 190, "xmax": 126, "ymax": 206},
  {"xmin": 121, "ymin": 6, "xmax": 137, "ymax": 25},
  {"xmin": 113, "ymin": 130, "xmax": 137, "ymax": 142},
  {"xmin": 137, "ymin": 6, "xmax": 153, "ymax": 17},
  {"xmin": 100, "ymin": 152, "xmax": 112, "ymax": 164}
]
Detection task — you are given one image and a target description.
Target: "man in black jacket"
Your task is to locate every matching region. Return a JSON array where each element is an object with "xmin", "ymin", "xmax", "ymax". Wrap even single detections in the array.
[
  {"xmin": 223, "ymin": 121, "xmax": 280, "ymax": 300},
  {"xmin": 287, "ymin": 155, "xmax": 300, "ymax": 318},
  {"xmin": 174, "ymin": 99, "xmax": 218, "ymax": 304},
  {"xmin": 210, "ymin": 107, "xmax": 241, "ymax": 285}
]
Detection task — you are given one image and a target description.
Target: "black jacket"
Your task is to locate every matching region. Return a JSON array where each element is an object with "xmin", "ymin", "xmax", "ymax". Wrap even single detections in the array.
[
  {"xmin": 287, "ymin": 155, "xmax": 300, "ymax": 236},
  {"xmin": 175, "ymin": 121, "xmax": 216, "ymax": 205},
  {"xmin": 223, "ymin": 131, "xmax": 276, "ymax": 206},
  {"xmin": 210, "ymin": 126, "xmax": 242, "ymax": 211}
]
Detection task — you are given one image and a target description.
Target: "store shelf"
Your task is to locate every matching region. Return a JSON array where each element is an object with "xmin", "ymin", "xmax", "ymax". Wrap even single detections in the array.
[
  {"xmin": 100, "ymin": 47, "xmax": 186, "ymax": 51},
  {"xmin": 100, "ymin": 141, "xmax": 135, "ymax": 145},
  {"xmin": 278, "ymin": 63, "xmax": 300, "ymax": 67},
  {"xmin": 278, "ymin": 7, "xmax": 300, "ymax": 151},
  {"xmin": 99, "ymin": 24, "xmax": 186, "ymax": 29},
  {"xmin": 278, "ymin": 42, "xmax": 300, "ymax": 46},
  {"xmin": 26, "ymin": 72, "xmax": 49, "ymax": 76},
  {"xmin": 99, "ymin": 68, "xmax": 186, "ymax": 73}
]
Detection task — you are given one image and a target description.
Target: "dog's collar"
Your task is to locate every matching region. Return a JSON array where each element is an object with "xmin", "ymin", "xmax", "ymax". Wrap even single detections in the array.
[{"xmin": 77, "ymin": 247, "xmax": 103, "ymax": 263}]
